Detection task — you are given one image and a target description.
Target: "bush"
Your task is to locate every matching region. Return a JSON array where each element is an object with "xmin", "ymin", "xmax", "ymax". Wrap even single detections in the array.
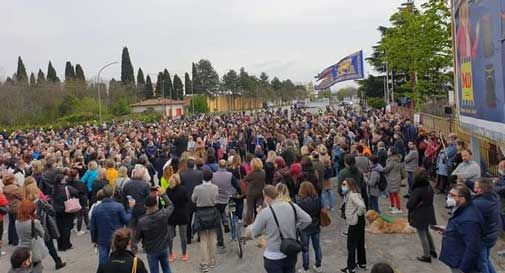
[
  {"xmin": 190, "ymin": 95, "xmax": 209, "ymax": 113},
  {"xmin": 367, "ymin": 97, "xmax": 386, "ymax": 109}
]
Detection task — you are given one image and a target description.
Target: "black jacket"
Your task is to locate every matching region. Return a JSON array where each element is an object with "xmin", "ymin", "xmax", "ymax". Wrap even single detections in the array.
[
  {"xmin": 96, "ymin": 250, "xmax": 148, "ymax": 273},
  {"xmin": 136, "ymin": 194, "xmax": 174, "ymax": 253},
  {"xmin": 296, "ymin": 196, "xmax": 321, "ymax": 233},
  {"xmin": 90, "ymin": 179, "xmax": 108, "ymax": 205},
  {"xmin": 51, "ymin": 183, "xmax": 79, "ymax": 213},
  {"xmin": 264, "ymin": 162, "xmax": 275, "ymax": 185},
  {"xmin": 167, "ymin": 185, "xmax": 189, "ymax": 225},
  {"xmin": 406, "ymin": 179, "xmax": 436, "ymax": 229},
  {"xmin": 40, "ymin": 167, "xmax": 60, "ymax": 196},
  {"xmin": 67, "ymin": 179, "xmax": 88, "ymax": 207},
  {"xmin": 122, "ymin": 179, "xmax": 150, "ymax": 218},
  {"xmin": 180, "ymin": 169, "xmax": 203, "ymax": 198},
  {"xmin": 153, "ymin": 154, "xmax": 170, "ymax": 179}
]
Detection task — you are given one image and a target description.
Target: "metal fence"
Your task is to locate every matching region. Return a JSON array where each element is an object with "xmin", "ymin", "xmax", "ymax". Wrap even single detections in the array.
[{"xmin": 391, "ymin": 106, "xmax": 502, "ymax": 175}]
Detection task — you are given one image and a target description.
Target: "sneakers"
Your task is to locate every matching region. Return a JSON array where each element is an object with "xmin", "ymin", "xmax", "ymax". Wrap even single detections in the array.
[
  {"xmin": 357, "ymin": 264, "xmax": 366, "ymax": 270},
  {"xmin": 168, "ymin": 253, "xmax": 177, "ymax": 262},
  {"xmin": 209, "ymin": 260, "xmax": 216, "ymax": 268},
  {"xmin": 298, "ymin": 269, "xmax": 308, "ymax": 273},
  {"xmin": 224, "ymin": 224, "xmax": 230, "ymax": 233},
  {"xmin": 200, "ymin": 264, "xmax": 209, "ymax": 272},
  {"xmin": 341, "ymin": 231, "xmax": 348, "ymax": 238},
  {"xmin": 77, "ymin": 230, "xmax": 87, "ymax": 236},
  {"xmin": 390, "ymin": 207, "xmax": 403, "ymax": 214},
  {"xmin": 340, "ymin": 268, "xmax": 356, "ymax": 273},
  {"xmin": 181, "ymin": 254, "xmax": 189, "ymax": 261},
  {"xmin": 0, "ymin": 251, "xmax": 6, "ymax": 257},
  {"xmin": 313, "ymin": 266, "xmax": 323, "ymax": 273},
  {"xmin": 55, "ymin": 261, "xmax": 67, "ymax": 270},
  {"xmin": 416, "ymin": 256, "xmax": 432, "ymax": 263}
]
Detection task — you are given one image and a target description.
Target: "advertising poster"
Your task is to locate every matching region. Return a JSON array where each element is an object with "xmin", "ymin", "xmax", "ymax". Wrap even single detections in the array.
[{"xmin": 454, "ymin": 0, "xmax": 505, "ymax": 143}]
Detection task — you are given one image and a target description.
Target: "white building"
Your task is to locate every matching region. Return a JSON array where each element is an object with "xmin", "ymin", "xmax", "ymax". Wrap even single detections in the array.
[{"xmin": 130, "ymin": 98, "xmax": 189, "ymax": 117}]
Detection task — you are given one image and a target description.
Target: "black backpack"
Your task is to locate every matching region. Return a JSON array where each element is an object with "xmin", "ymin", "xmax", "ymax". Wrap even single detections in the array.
[{"xmin": 378, "ymin": 172, "xmax": 388, "ymax": 192}]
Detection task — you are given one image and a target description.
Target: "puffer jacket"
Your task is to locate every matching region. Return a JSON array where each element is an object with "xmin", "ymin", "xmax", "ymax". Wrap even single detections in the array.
[
  {"xmin": 97, "ymin": 250, "xmax": 148, "ymax": 273},
  {"xmin": 296, "ymin": 196, "xmax": 321, "ymax": 233},
  {"xmin": 383, "ymin": 154, "xmax": 405, "ymax": 193},
  {"xmin": 367, "ymin": 164, "xmax": 383, "ymax": 197},
  {"xmin": 90, "ymin": 198, "xmax": 132, "ymax": 246},
  {"xmin": 473, "ymin": 192, "xmax": 501, "ymax": 246}
]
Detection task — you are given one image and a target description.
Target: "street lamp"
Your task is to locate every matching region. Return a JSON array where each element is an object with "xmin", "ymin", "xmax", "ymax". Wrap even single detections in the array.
[{"xmin": 97, "ymin": 61, "xmax": 118, "ymax": 124}]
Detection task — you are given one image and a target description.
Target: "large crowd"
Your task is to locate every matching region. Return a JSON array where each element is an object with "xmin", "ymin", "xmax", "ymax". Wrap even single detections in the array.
[{"xmin": 0, "ymin": 104, "xmax": 504, "ymax": 273}]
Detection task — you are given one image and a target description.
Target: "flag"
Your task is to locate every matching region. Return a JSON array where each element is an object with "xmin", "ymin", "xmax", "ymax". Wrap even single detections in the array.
[{"xmin": 314, "ymin": 50, "xmax": 364, "ymax": 90}]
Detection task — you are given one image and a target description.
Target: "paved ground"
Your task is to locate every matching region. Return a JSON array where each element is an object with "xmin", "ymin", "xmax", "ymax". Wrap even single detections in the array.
[{"xmin": 3, "ymin": 181, "xmax": 505, "ymax": 273}]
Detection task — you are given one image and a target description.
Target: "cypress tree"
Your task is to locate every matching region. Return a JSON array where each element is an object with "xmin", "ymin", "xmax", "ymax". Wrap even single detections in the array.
[
  {"xmin": 46, "ymin": 61, "xmax": 60, "ymax": 83},
  {"xmin": 191, "ymin": 62, "xmax": 200, "ymax": 94},
  {"xmin": 155, "ymin": 72, "xmax": 163, "ymax": 97},
  {"xmin": 137, "ymin": 68, "xmax": 145, "ymax": 85},
  {"xmin": 163, "ymin": 69, "xmax": 173, "ymax": 99},
  {"xmin": 184, "ymin": 72, "xmax": 192, "ymax": 96},
  {"xmin": 173, "ymin": 74, "xmax": 184, "ymax": 100},
  {"xmin": 65, "ymin": 61, "xmax": 76, "ymax": 81},
  {"xmin": 75, "ymin": 64, "xmax": 86, "ymax": 81},
  {"xmin": 37, "ymin": 69, "xmax": 46, "ymax": 85},
  {"xmin": 29, "ymin": 72, "xmax": 36, "ymax": 87},
  {"xmin": 121, "ymin": 47, "xmax": 135, "ymax": 85},
  {"xmin": 144, "ymin": 75, "xmax": 154, "ymax": 99},
  {"xmin": 16, "ymin": 56, "xmax": 28, "ymax": 85}
]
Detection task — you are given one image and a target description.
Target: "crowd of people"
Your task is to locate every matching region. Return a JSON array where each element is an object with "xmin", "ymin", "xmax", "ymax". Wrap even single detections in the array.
[{"xmin": 0, "ymin": 104, "xmax": 503, "ymax": 273}]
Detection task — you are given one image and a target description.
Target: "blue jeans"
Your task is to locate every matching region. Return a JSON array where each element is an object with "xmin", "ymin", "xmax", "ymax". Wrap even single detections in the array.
[
  {"xmin": 97, "ymin": 244, "xmax": 111, "ymax": 266},
  {"xmin": 479, "ymin": 244, "xmax": 497, "ymax": 273},
  {"xmin": 300, "ymin": 231, "xmax": 322, "ymax": 270},
  {"xmin": 321, "ymin": 189, "xmax": 335, "ymax": 210},
  {"xmin": 146, "ymin": 249, "xmax": 172, "ymax": 273},
  {"xmin": 368, "ymin": 195, "xmax": 380, "ymax": 213}
]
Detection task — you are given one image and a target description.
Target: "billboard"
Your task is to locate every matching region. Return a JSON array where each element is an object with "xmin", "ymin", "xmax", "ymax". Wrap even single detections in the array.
[
  {"xmin": 314, "ymin": 50, "xmax": 364, "ymax": 90},
  {"xmin": 453, "ymin": 0, "xmax": 505, "ymax": 143}
]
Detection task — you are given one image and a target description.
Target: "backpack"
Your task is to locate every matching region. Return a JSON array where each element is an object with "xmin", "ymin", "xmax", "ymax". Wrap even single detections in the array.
[{"xmin": 378, "ymin": 172, "xmax": 387, "ymax": 192}]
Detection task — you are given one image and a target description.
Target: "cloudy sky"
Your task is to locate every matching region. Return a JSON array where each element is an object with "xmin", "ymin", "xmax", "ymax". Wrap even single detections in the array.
[{"xmin": 1, "ymin": 0, "xmax": 424, "ymax": 88}]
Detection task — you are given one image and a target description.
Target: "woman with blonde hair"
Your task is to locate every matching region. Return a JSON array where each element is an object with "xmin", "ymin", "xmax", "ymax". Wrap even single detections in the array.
[
  {"xmin": 275, "ymin": 183, "xmax": 291, "ymax": 202},
  {"xmin": 4, "ymin": 175, "xmax": 22, "ymax": 245},
  {"xmin": 82, "ymin": 160, "xmax": 99, "ymax": 194},
  {"xmin": 244, "ymin": 158, "xmax": 265, "ymax": 225},
  {"xmin": 160, "ymin": 165, "xmax": 174, "ymax": 192},
  {"xmin": 113, "ymin": 166, "xmax": 130, "ymax": 201},
  {"xmin": 166, "ymin": 173, "xmax": 190, "ymax": 261},
  {"xmin": 20, "ymin": 176, "xmax": 43, "ymax": 201},
  {"xmin": 31, "ymin": 160, "xmax": 44, "ymax": 187}
]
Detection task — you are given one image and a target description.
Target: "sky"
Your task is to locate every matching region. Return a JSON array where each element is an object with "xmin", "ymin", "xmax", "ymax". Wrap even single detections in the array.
[{"xmin": 1, "ymin": 0, "xmax": 426, "ymax": 89}]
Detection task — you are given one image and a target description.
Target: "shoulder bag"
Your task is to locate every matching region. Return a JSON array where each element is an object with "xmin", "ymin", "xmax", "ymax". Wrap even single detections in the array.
[
  {"xmin": 131, "ymin": 256, "xmax": 138, "ymax": 273},
  {"xmin": 269, "ymin": 202, "xmax": 303, "ymax": 256},
  {"xmin": 64, "ymin": 186, "xmax": 82, "ymax": 213}
]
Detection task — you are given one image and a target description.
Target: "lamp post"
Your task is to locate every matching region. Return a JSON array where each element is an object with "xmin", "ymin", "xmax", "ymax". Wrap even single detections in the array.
[{"xmin": 97, "ymin": 61, "xmax": 118, "ymax": 124}]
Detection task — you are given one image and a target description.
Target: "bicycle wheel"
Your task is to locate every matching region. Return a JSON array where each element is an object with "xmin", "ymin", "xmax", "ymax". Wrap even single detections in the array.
[{"xmin": 235, "ymin": 222, "xmax": 243, "ymax": 258}]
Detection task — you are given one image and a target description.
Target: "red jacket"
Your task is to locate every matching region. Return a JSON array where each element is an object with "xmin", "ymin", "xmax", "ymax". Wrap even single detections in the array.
[{"xmin": 0, "ymin": 192, "xmax": 8, "ymax": 222}]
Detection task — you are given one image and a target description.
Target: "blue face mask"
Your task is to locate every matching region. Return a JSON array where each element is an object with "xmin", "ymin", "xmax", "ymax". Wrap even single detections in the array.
[{"xmin": 341, "ymin": 186, "xmax": 349, "ymax": 194}]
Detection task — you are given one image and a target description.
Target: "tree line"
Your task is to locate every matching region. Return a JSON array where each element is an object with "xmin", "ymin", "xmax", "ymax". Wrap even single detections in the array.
[{"xmin": 0, "ymin": 47, "xmax": 307, "ymax": 126}]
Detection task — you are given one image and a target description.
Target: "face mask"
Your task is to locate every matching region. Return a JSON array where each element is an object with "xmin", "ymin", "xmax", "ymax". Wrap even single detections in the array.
[
  {"xmin": 499, "ymin": 169, "xmax": 505, "ymax": 176},
  {"xmin": 341, "ymin": 186, "xmax": 349, "ymax": 194},
  {"xmin": 446, "ymin": 197, "xmax": 457, "ymax": 208}
]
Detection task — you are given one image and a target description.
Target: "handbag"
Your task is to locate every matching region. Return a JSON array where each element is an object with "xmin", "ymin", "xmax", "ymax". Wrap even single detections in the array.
[
  {"xmin": 269, "ymin": 202, "xmax": 303, "ymax": 256},
  {"xmin": 238, "ymin": 167, "xmax": 248, "ymax": 195},
  {"xmin": 0, "ymin": 205, "xmax": 8, "ymax": 215},
  {"xmin": 320, "ymin": 208, "xmax": 331, "ymax": 227},
  {"xmin": 31, "ymin": 220, "xmax": 49, "ymax": 262},
  {"xmin": 64, "ymin": 186, "xmax": 82, "ymax": 213},
  {"xmin": 131, "ymin": 256, "xmax": 138, "ymax": 273}
]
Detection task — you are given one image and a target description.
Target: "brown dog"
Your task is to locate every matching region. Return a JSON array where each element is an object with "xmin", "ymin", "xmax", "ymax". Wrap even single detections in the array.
[{"xmin": 365, "ymin": 210, "xmax": 415, "ymax": 234}]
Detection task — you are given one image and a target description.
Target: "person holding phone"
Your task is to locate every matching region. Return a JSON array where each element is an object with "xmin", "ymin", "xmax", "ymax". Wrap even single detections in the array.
[{"xmin": 440, "ymin": 184, "xmax": 484, "ymax": 273}]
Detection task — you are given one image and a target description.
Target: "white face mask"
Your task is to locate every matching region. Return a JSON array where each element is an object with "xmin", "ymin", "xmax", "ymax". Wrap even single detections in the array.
[
  {"xmin": 499, "ymin": 169, "xmax": 505, "ymax": 176},
  {"xmin": 446, "ymin": 197, "xmax": 457, "ymax": 208}
]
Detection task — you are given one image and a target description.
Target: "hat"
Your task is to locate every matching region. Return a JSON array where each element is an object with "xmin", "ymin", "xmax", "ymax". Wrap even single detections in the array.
[{"xmin": 145, "ymin": 194, "xmax": 158, "ymax": 207}]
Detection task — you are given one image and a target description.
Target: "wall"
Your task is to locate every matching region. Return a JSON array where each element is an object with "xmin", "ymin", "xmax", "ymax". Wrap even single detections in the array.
[{"xmin": 207, "ymin": 96, "xmax": 265, "ymax": 113}]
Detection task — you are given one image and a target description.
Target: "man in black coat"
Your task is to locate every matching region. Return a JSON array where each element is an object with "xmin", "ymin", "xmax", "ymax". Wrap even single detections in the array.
[{"xmin": 179, "ymin": 158, "xmax": 203, "ymax": 243}]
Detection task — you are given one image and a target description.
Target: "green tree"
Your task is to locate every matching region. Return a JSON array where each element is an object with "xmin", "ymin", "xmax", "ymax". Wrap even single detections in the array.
[
  {"xmin": 173, "ymin": 74, "xmax": 183, "ymax": 100},
  {"xmin": 222, "ymin": 69, "xmax": 240, "ymax": 96},
  {"xmin": 356, "ymin": 75, "xmax": 385, "ymax": 98},
  {"xmin": 163, "ymin": 69, "xmax": 173, "ymax": 99},
  {"xmin": 259, "ymin": 72, "xmax": 269, "ymax": 85},
  {"xmin": 75, "ymin": 64, "xmax": 86, "ymax": 81},
  {"xmin": 111, "ymin": 97, "xmax": 131, "ymax": 115},
  {"xmin": 335, "ymin": 87, "xmax": 358, "ymax": 101},
  {"xmin": 65, "ymin": 61, "xmax": 76, "ymax": 81},
  {"xmin": 380, "ymin": 0, "xmax": 451, "ymax": 108},
  {"xmin": 137, "ymin": 68, "xmax": 145, "ymax": 86},
  {"xmin": 271, "ymin": 77, "xmax": 282, "ymax": 91},
  {"xmin": 155, "ymin": 72, "xmax": 164, "ymax": 97},
  {"xmin": 29, "ymin": 72, "xmax": 36, "ymax": 87},
  {"xmin": 121, "ymin": 47, "xmax": 135, "ymax": 85},
  {"xmin": 190, "ymin": 95, "xmax": 209, "ymax": 113},
  {"xmin": 144, "ymin": 75, "xmax": 154, "ymax": 99},
  {"xmin": 46, "ymin": 61, "xmax": 60, "ymax": 83},
  {"xmin": 184, "ymin": 72, "xmax": 192, "ymax": 96},
  {"xmin": 37, "ymin": 69, "xmax": 46, "ymax": 85},
  {"xmin": 191, "ymin": 62, "xmax": 200, "ymax": 94},
  {"xmin": 16, "ymin": 56, "xmax": 28, "ymax": 85},
  {"xmin": 194, "ymin": 59, "xmax": 219, "ymax": 95}
]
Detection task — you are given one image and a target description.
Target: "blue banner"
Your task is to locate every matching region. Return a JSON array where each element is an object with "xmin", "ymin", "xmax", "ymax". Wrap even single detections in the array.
[
  {"xmin": 314, "ymin": 50, "xmax": 364, "ymax": 90},
  {"xmin": 454, "ymin": 0, "xmax": 505, "ymax": 143}
]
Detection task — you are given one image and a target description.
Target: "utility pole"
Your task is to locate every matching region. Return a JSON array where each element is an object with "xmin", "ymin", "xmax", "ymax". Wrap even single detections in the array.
[{"xmin": 97, "ymin": 61, "xmax": 118, "ymax": 124}]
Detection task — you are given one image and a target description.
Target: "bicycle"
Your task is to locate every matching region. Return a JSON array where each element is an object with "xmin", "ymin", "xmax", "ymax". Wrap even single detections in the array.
[{"xmin": 228, "ymin": 196, "xmax": 244, "ymax": 258}]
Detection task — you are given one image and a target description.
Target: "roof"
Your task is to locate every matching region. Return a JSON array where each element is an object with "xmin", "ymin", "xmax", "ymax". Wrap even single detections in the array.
[{"xmin": 130, "ymin": 97, "xmax": 190, "ymax": 107}]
